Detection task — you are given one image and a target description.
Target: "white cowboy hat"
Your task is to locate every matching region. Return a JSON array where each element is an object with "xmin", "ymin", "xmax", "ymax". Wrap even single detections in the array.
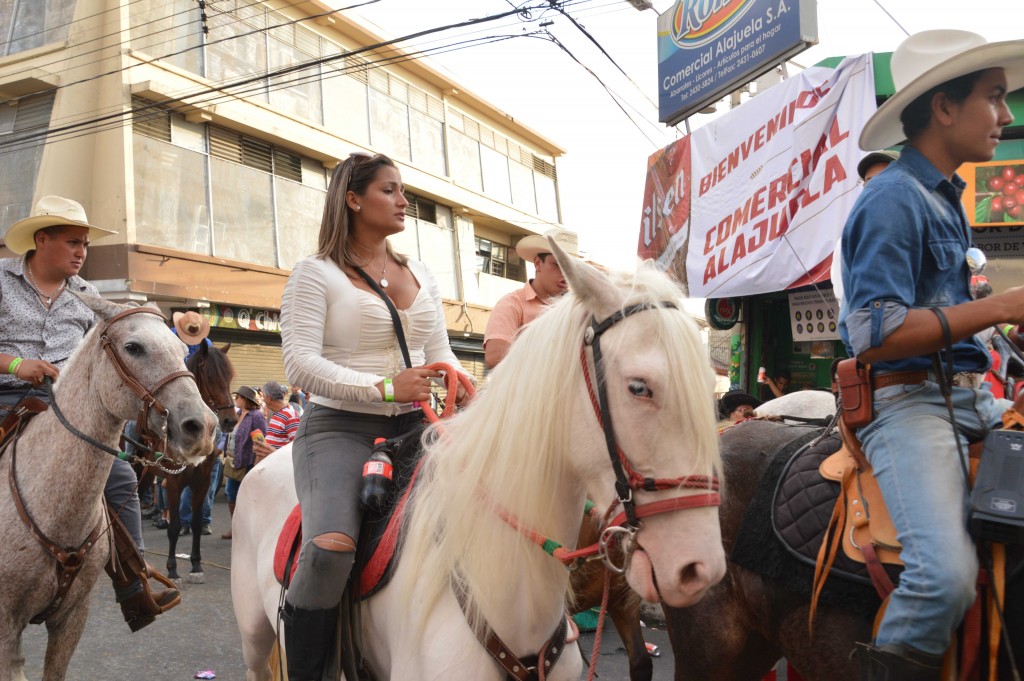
[
  {"xmin": 172, "ymin": 310, "xmax": 211, "ymax": 345},
  {"xmin": 3, "ymin": 195, "xmax": 117, "ymax": 255},
  {"xmin": 515, "ymin": 228, "xmax": 580, "ymax": 262},
  {"xmin": 860, "ymin": 30, "xmax": 1024, "ymax": 151}
]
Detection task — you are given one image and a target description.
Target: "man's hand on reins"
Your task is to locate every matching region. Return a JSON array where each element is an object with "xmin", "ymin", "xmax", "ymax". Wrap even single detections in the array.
[{"xmin": 14, "ymin": 359, "xmax": 59, "ymax": 386}]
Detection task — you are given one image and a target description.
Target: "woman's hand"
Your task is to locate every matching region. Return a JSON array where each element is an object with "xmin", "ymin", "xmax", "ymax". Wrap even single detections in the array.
[{"xmin": 386, "ymin": 366, "xmax": 443, "ymax": 403}]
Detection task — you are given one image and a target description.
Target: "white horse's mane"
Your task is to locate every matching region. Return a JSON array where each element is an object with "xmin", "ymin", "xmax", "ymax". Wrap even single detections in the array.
[{"xmin": 400, "ymin": 262, "xmax": 720, "ymax": 637}]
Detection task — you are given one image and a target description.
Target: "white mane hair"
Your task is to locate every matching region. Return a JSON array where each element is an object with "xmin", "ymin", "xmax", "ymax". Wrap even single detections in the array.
[{"xmin": 400, "ymin": 260, "xmax": 720, "ymax": 638}]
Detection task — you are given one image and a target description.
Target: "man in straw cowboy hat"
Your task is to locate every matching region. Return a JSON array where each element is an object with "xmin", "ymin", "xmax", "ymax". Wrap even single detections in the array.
[
  {"xmin": 0, "ymin": 196, "xmax": 181, "ymax": 631},
  {"xmin": 171, "ymin": 310, "xmax": 213, "ymax": 361},
  {"xmin": 837, "ymin": 31, "xmax": 1024, "ymax": 678},
  {"xmin": 483, "ymin": 227, "xmax": 578, "ymax": 368}
]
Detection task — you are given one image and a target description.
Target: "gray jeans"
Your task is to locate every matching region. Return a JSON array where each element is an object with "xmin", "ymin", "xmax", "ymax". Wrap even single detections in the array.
[
  {"xmin": 287, "ymin": 404, "xmax": 421, "ymax": 609},
  {"xmin": 0, "ymin": 388, "xmax": 144, "ymax": 549}
]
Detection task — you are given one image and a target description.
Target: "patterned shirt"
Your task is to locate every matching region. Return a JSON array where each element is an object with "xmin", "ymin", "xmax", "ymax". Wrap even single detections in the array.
[
  {"xmin": 0, "ymin": 256, "xmax": 97, "ymax": 389},
  {"xmin": 266, "ymin": 403, "xmax": 300, "ymax": 448}
]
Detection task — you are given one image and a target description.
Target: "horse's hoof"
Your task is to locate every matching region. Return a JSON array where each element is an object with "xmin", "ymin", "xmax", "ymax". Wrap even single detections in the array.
[
  {"xmin": 187, "ymin": 572, "xmax": 205, "ymax": 584},
  {"xmin": 171, "ymin": 577, "xmax": 183, "ymax": 588}
]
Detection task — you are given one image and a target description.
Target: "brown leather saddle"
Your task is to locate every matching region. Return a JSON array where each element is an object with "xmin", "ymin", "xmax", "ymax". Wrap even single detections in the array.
[{"xmin": 0, "ymin": 397, "xmax": 49, "ymax": 451}]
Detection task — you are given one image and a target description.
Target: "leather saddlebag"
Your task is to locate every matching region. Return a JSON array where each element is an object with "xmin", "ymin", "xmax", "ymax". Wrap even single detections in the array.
[{"xmin": 837, "ymin": 358, "xmax": 872, "ymax": 429}]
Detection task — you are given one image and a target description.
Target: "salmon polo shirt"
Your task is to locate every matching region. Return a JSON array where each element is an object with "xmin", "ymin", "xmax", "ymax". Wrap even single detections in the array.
[{"xmin": 483, "ymin": 281, "xmax": 549, "ymax": 348}]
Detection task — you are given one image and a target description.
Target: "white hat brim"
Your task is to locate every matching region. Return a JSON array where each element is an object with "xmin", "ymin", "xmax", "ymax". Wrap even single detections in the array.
[
  {"xmin": 860, "ymin": 40, "xmax": 1024, "ymax": 151},
  {"xmin": 3, "ymin": 214, "xmax": 117, "ymax": 255},
  {"xmin": 515, "ymin": 235, "xmax": 552, "ymax": 262}
]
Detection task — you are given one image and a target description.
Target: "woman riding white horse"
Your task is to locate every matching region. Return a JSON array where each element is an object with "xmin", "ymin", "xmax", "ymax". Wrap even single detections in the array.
[{"xmin": 233, "ymin": 238, "xmax": 727, "ymax": 681}]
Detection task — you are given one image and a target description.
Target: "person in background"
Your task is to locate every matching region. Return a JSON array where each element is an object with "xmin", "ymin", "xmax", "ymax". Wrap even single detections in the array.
[
  {"xmin": 857, "ymin": 149, "xmax": 901, "ymax": 184},
  {"xmin": 0, "ymin": 195, "xmax": 179, "ymax": 631},
  {"xmin": 763, "ymin": 367, "xmax": 791, "ymax": 399},
  {"xmin": 482, "ymin": 228, "xmax": 576, "ymax": 369},
  {"xmin": 177, "ymin": 447, "xmax": 220, "ymax": 537},
  {"xmin": 171, "ymin": 310, "xmax": 212, "ymax": 361},
  {"xmin": 253, "ymin": 379, "xmax": 300, "ymax": 463},
  {"xmin": 838, "ymin": 30, "xmax": 1024, "ymax": 678},
  {"xmin": 831, "ymin": 150, "xmax": 902, "ymax": 309},
  {"xmin": 279, "ymin": 152, "xmax": 472, "ymax": 681},
  {"xmin": 718, "ymin": 390, "xmax": 762, "ymax": 424},
  {"xmin": 287, "ymin": 390, "xmax": 304, "ymax": 416},
  {"xmin": 220, "ymin": 385, "xmax": 266, "ymax": 540}
]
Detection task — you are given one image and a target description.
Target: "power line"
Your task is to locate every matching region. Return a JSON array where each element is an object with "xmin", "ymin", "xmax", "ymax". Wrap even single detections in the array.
[
  {"xmin": 0, "ymin": 0, "xmax": 156, "ymax": 52},
  {"xmin": 0, "ymin": 3, "xmax": 557, "ymax": 153},
  {"xmin": 0, "ymin": 32, "xmax": 536, "ymax": 157},
  {"xmin": 0, "ymin": 0, "xmax": 617, "ymax": 154},
  {"xmin": 0, "ymin": 0, "xmax": 327, "ymax": 104},
  {"xmin": 4, "ymin": 0, "xmax": 595, "ymax": 132},
  {"xmin": 540, "ymin": 31, "xmax": 664, "ymax": 147}
]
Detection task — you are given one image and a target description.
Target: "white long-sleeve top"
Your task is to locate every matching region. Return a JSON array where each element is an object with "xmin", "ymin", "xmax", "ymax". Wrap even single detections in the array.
[{"xmin": 280, "ymin": 255, "xmax": 467, "ymax": 416}]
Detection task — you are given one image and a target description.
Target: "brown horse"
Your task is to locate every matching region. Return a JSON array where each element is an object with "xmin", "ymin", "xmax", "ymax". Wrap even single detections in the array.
[
  {"xmin": 664, "ymin": 419, "xmax": 1024, "ymax": 681},
  {"xmin": 571, "ymin": 517, "xmax": 652, "ymax": 681},
  {"xmin": 163, "ymin": 342, "xmax": 237, "ymax": 583}
]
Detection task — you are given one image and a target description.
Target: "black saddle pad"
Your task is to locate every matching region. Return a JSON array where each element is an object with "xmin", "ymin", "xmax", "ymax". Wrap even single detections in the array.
[
  {"xmin": 772, "ymin": 432, "xmax": 903, "ymax": 588},
  {"xmin": 730, "ymin": 427, "xmax": 893, "ymax": 617},
  {"xmin": 353, "ymin": 423, "xmax": 431, "ymax": 600}
]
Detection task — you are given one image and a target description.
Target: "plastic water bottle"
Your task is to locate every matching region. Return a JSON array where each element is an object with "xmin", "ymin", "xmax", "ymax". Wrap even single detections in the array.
[{"xmin": 360, "ymin": 438, "xmax": 394, "ymax": 513}]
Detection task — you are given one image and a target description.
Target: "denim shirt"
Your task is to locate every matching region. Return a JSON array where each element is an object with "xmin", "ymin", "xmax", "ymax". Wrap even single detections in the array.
[{"xmin": 838, "ymin": 146, "xmax": 989, "ymax": 374}]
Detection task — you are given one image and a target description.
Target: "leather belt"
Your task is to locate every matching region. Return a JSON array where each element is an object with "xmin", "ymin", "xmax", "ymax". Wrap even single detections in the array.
[
  {"xmin": 871, "ymin": 370, "xmax": 985, "ymax": 390},
  {"xmin": 871, "ymin": 370, "xmax": 929, "ymax": 390}
]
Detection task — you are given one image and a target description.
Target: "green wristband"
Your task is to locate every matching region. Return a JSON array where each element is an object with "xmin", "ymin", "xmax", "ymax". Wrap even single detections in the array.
[
  {"xmin": 383, "ymin": 378, "xmax": 394, "ymax": 403},
  {"xmin": 7, "ymin": 357, "xmax": 23, "ymax": 375}
]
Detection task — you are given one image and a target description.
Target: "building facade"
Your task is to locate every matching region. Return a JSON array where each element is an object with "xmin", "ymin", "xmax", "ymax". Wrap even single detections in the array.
[{"xmin": 0, "ymin": 0, "xmax": 567, "ymax": 387}]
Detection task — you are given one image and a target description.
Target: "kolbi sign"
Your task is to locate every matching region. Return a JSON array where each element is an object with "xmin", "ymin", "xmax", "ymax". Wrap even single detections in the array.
[{"xmin": 658, "ymin": 0, "xmax": 818, "ymax": 125}]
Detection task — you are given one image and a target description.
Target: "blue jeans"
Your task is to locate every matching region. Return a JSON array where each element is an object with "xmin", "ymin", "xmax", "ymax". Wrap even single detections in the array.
[
  {"xmin": 859, "ymin": 380, "xmax": 1009, "ymax": 655},
  {"xmin": 180, "ymin": 457, "xmax": 221, "ymax": 526}
]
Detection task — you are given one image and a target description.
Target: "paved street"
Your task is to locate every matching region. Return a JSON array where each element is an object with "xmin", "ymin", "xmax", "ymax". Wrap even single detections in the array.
[{"xmin": 19, "ymin": 494, "xmax": 675, "ymax": 681}]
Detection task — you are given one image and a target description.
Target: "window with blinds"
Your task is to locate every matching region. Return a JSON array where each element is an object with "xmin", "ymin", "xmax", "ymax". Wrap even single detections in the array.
[
  {"xmin": 209, "ymin": 125, "xmax": 302, "ymax": 181},
  {"xmin": 131, "ymin": 97, "xmax": 172, "ymax": 142},
  {"xmin": 404, "ymin": 192, "xmax": 437, "ymax": 225}
]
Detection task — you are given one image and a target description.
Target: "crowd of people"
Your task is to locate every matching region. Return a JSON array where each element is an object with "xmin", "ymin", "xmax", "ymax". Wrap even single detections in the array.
[
  {"xmin": 143, "ymin": 379, "xmax": 306, "ymax": 539},
  {"xmin": 3, "ymin": 25, "xmax": 1024, "ymax": 681}
]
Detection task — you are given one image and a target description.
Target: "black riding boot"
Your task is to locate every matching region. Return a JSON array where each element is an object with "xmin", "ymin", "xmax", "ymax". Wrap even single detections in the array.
[
  {"xmin": 855, "ymin": 642, "xmax": 944, "ymax": 681},
  {"xmin": 282, "ymin": 602, "xmax": 338, "ymax": 681}
]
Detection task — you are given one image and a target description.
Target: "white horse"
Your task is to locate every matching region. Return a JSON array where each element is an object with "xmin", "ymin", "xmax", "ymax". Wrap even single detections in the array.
[
  {"xmin": 0, "ymin": 296, "xmax": 216, "ymax": 681},
  {"xmin": 232, "ymin": 241, "xmax": 727, "ymax": 681},
  {"xmin": 755, "ymin": 390, "xmax": 837, "ymax": 423}
]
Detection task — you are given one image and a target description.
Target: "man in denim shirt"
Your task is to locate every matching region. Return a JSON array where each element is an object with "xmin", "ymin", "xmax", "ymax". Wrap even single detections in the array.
[{"xmin": 839, "ymin": 30, "xmax": 1023, "ymax": 679}]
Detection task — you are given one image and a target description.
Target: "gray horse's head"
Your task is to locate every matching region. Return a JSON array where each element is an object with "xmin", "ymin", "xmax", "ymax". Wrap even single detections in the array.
[{"xmin": 70, "ymin": 295, "xmax": 216, "ymax": 465}]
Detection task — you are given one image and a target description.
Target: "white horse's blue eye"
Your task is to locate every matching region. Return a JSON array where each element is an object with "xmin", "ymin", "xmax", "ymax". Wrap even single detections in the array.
[{"xmin": 628, "ymin": 379, "xmax": 651, "ymax": 398}]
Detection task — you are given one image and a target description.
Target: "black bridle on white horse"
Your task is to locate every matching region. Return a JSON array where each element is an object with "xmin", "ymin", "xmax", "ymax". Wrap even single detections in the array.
[{"xmin": 580, "ymin": 302, "xmax": 721, "ymax": 573}]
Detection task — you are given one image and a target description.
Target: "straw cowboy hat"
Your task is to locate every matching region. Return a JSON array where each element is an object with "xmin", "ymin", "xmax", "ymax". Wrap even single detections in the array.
[
  {"xmin": 718, "ymin": 390, "xmax": 762, "ymax": 419},
  {"xmin": 860, "ymin": 30, "xmax": 1024, "ymax": 151},
  {"xmin": 515, "ymin": 228, "xmax": 580, "ymax": 262},
  {"xmin": 172, "ymin": 310, "xmax": 211, "ymax": 345},
  {"xmin": 3, "ymin": 195, "xmax": 117, "ymax": 255}
]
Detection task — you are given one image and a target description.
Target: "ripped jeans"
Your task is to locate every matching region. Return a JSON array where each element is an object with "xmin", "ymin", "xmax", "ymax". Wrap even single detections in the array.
[{"xmin": 859, "ymin": 380, "xmax": 1009, "ymax": 655}]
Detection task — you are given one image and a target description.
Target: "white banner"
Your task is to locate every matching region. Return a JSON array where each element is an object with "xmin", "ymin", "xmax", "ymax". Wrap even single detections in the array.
[{"xmin": 685, "ymin": 54, "xmax": 876, "ymax": 298}]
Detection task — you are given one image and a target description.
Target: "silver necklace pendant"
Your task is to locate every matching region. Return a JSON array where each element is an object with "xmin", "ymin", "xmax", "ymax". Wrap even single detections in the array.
[{"xmin": 380, "ymin": 278, "xmax": 389, "ymax": 288}]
